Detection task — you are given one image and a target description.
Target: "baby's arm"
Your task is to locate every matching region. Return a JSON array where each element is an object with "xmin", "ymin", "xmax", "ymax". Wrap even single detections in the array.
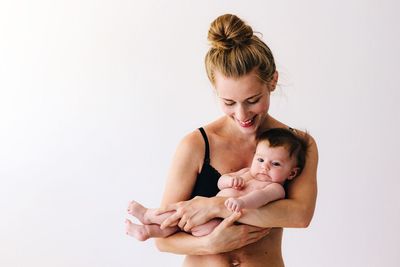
[
  {"xmin": 225, "ymin": 183, "xmax": 285, "ymax": 212},
  {"xmin": 217, "ymin": 168, "xmax": 250, "ymax": 190}
]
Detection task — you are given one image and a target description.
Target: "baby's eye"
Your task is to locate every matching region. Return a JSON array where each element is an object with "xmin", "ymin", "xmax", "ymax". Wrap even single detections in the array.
[
  {"xmin": 271, "ymin": 162, "xmax": 281, "ymax": 167},
  {"xmin": 257, "ymin": 158, "xmax": 264, "ymax": 163}
]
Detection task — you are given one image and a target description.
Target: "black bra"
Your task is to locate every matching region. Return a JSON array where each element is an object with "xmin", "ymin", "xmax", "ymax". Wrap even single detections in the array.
[{"xmin": 190, "ymin": 128, "xmax": 221, "ymax": 198}]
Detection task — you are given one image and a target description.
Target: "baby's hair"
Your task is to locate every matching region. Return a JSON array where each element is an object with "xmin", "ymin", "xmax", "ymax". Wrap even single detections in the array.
[{"xmin": 257, "ymin": 128, "xmax": 309, "ymax": 175}]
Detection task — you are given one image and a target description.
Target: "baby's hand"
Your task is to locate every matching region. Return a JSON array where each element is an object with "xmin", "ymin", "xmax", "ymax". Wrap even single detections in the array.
[
  {"xmin": 225, "ymin": 198, "xmax": 244, "ymax": 212},
  {"xmin": 231, "ymin": 176, "xmax": 245, "ymax": 190}
]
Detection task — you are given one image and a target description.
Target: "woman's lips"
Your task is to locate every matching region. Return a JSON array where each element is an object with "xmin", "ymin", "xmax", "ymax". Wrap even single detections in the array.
[{"xmin": 237, "ymin": 117, "xmax": 255, "ymax": 128}]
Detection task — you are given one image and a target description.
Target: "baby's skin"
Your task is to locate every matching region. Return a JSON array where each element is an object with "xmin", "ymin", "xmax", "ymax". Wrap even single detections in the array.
[
  {"xmin": 125, "ymin": 201, "xmax": 178, "ymax": 241},
  {"xmin": 126, "ymin": 141, "xmax": 299, "ymax": 240},
  {"xmin": 125, "ymin": 172, "xmax": 284, "ymax": 240}
]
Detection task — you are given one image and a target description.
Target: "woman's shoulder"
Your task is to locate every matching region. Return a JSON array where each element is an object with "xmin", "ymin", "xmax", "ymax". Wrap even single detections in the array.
[
  {"xmin": 178, "ymin": 128, "xmax": 205, "ymax": 153},
  {"xmin": 175, "ymin": 118, "xmax": 227, "ymax": 161},
  {"xmin": 177, "ymin": 117, "xmax": 225, "ymax": 151},
  {"xmin": 170, "ymin": 129, "xmax": 207, "ymax": 176}
]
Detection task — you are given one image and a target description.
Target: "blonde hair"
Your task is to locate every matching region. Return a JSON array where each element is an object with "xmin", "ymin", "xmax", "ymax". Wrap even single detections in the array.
[{"xmin": 205, "ymin": 14, "xmax": 276, "ymax": 85}]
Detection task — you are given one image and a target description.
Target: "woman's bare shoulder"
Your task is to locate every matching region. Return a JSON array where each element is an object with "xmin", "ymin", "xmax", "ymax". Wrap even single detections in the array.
[
  {"xmin": 176, "ymin": 129, "xmax": 206, "ymax": 163},
  {"xmin": 161, "ymin": 129, "xmax": 207, "ymax": 204}
]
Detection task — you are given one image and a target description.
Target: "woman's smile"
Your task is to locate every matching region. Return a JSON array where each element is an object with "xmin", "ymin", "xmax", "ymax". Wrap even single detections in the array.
[{"xmin": 236, "ymin": 116, "xmax": 256, "ymax": 128}]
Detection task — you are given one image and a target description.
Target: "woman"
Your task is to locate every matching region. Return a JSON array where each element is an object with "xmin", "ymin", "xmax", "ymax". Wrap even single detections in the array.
[{"xmin": 154, "ymin": 14, "xmax": 318, "ymax": 267}]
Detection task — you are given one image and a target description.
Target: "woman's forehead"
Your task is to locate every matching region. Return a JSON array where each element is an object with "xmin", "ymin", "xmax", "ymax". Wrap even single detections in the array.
[{"xmin": 214, "ymin": 71, "xmax": 267, "ymax": 98}]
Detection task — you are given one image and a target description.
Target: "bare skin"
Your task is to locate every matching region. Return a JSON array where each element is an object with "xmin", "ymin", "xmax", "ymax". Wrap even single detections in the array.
[
  {"xmin": 182, "ymin": 228, "xmax": 284, "ymax": 267},
  {"xmin": 125, "ymin": 201, "xmax": 178, "ymax": 241},
  {"xmin": 152, "ymin": 71, "xmax": 318, "ymax": 266},
  {"xmin": 155, "ymin": 117, "xmax": 317, "ymax": 266},
  {"xmin": 126, "ymin": 140, "xmax": 296, "ymax": 239}
]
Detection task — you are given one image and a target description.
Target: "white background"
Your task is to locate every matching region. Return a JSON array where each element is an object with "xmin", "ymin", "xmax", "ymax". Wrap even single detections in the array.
[{"xmin": 1, "ymin": 1, "xmax": 400, "ymax": 266}]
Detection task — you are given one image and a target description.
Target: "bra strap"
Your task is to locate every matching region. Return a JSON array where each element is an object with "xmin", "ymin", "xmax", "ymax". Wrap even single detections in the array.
[{"xmin": 198, "ymin": 127, "xmax": 210, "ymax": 164}]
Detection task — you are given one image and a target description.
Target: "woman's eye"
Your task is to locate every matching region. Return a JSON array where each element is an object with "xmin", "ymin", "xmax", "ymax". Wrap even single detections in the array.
[
  {"xmin": 257, "ymin": 158, "xmax": 264, "ymax": 163},
  {"xmin": 247, "ymin": 98, "xmax": 261, "ymax": 104},
  {"xmin": 224, "ymin": 101, "xmax": 235, "ymax": 106}
]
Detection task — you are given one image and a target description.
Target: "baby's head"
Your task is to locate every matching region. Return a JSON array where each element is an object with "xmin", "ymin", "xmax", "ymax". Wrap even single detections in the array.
[{"xmin": 250, "ymin": 128, "xmax": 308, "ymax": 183}]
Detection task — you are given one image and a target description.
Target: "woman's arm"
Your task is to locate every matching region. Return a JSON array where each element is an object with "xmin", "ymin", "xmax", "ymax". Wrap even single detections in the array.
[
  {"xmin": 156, "ymin": 211, "xmax": 270, "ymax": 255},
  {"xmin": 154, "ymin": 131, "xmax": 269, "ymax": 254},
  {"xmin": 167, "ymin": 134, "xmax": 318, "ymax": 232}
]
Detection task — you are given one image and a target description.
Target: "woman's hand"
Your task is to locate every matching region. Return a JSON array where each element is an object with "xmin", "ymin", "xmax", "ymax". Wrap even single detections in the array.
[
  {"xmin": 156, "ymin": 196, "xmax": 225, "ymax": 231},
  {"xmin": 204, "ymin": 212, "xmax": 271, "ymax": 254}
]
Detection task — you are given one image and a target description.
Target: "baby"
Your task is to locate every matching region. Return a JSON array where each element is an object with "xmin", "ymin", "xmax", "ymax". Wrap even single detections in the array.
[{"xmin": 126, "ymin": 128, "xmax": 308, "ymax": 240}]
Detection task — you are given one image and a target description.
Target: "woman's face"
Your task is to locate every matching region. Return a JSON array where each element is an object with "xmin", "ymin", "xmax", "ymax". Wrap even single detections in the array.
[{"xmin": 214, "ymin": 70, "xmax": 274, "ymax": 135}]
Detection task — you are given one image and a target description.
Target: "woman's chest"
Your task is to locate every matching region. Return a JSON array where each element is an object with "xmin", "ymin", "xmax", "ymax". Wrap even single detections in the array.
[{"xmin": 211, "ymin": 143, "xmax": 256, "ymax": 174}]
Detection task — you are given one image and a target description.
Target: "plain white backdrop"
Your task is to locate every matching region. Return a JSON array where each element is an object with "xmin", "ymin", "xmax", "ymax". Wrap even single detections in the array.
[{"xmin": 1, "ymin": 1, "xmax": 400, "ymax": 266}]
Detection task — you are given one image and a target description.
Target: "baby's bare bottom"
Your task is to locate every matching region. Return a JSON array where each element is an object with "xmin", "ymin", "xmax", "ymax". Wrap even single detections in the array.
[{"xmin": 190, "ymin": 218, "xmax": 222, "ymax": 236}]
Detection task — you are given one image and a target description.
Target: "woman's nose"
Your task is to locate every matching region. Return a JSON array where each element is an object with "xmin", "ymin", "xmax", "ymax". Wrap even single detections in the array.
[{"xmin": 235, "ymin": 105, "xmax": 249, "ymax": 121}]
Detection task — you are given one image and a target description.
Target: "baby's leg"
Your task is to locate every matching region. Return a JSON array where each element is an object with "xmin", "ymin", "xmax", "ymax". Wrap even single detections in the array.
[
  {"xmin": 127, "ymin": 200, "xmax": 175, "ymax": 225},
  {"xmin": 125, "ymin": 219, "xmax": 178, "ymax": 241},
  {"xmin": 190, "ymin": 218, "xmax": 222, "ymax": 237}
]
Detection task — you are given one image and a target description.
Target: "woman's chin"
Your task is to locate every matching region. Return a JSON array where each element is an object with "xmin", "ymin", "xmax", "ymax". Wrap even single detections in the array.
[{"xmin": 237, "ymin": 124, "xmax": 259, "ymax": 135}]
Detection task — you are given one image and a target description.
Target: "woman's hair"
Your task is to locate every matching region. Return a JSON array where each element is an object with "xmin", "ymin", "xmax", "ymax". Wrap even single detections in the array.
[
  {"xmin": 257, "ymin": 128, "xmax": 309, "ymax": 175},
  {"xmin": 205, "ymin": 14, "xmax": 276, "ymax": 85}
]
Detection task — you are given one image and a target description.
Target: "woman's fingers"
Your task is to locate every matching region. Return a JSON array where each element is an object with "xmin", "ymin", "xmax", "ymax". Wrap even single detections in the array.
[
  {"xmin": 160, "ymin": 210, "xmax": 182, "ymax": 229},
  {"xmin": 246, "ymin": 225, "xmax": 271, "ymax": 234},
  {"xmin": 244, "ymin": 230, "xmax": 270, "ymax": 245},
  {"xmin": 204, "ymin": 212, "xmax": 268, "ymax": 254},
  {"xmin": 178, "ymin": 213, "xmax": 191, "ymax": 229},
  {"xmin": 218, "ymin": 211, "xmax": 242, "ymax": 228},
  {"xmin": 240, "ymin": 226, "xmax": 271, "ymax": 245}
]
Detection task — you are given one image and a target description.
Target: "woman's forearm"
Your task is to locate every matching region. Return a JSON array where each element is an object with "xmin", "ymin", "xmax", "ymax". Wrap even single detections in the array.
[
  {"xmin": 239, "ymin": 198, "xmax": 315, "ymax": 228},
  {"xmin": 214, "ymin": 197, "xmax": 315, "ymax": 228},
  {"xmin": 154, "ymin": 232, "xmax": 211, "ymax": 255}
]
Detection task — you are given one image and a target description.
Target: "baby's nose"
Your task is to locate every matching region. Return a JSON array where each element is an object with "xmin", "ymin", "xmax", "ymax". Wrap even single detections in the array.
[{"xmin": 261, "ymin": 163, "xmax": 269, "ymax": 170}]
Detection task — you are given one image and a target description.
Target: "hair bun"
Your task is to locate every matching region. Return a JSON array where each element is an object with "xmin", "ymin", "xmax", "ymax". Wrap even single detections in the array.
[{"xmin": 208, "ymin": 14, "xmax": 253, "ymax": 50}]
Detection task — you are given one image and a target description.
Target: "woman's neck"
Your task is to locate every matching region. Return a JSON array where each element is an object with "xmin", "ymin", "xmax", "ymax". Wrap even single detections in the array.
[{"xmin": 221, "ymin": 115, "xmax": 271, "ymax": 143}]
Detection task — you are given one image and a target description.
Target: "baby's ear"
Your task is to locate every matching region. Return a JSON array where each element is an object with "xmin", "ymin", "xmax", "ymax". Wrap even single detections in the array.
[{"xmin": 288, "ymin": 167, "xmax": 299, "ymax": 180}]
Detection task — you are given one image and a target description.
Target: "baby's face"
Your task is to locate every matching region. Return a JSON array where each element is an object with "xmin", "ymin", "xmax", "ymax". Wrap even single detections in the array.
[{"xmin": 250, "ymin": 141, "xmax": 297, "ymax": 184}]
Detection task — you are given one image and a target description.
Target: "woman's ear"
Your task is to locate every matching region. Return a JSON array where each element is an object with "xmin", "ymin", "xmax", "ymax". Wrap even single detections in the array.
[
  {"xmin": 288, "ymin": 167, "xmax": 299, "ymax": 180},
  {"xmin": 269, "ymin": 71, "xmax": 279, "ymax": 92}
]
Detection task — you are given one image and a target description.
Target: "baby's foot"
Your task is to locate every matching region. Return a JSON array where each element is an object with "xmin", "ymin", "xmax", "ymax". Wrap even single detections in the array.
[
  {"xmin": 125, "ymin": 219, "xmax": 149, "ymax": 241},
  {"xmin": 127, "ymin": 200, "xmax": 149, "ymax": 224}
]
